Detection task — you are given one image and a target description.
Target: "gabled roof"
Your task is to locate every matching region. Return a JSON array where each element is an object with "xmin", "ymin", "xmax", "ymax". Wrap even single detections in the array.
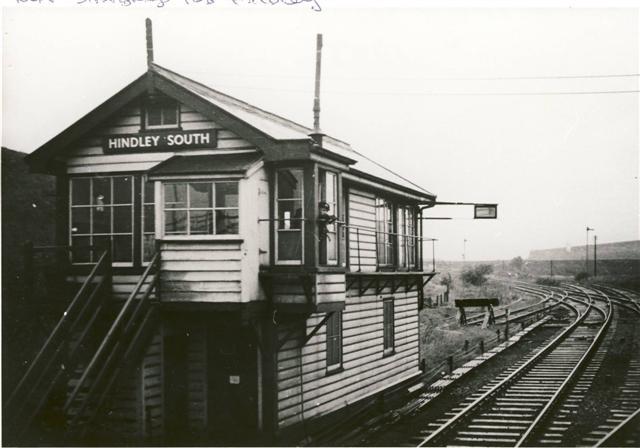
[{"xmin": 26, "ymin": 63, "xmax": 435, "ymax": 200}]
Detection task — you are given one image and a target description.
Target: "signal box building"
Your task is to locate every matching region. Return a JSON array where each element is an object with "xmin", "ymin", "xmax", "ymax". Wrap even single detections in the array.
[{"xmin": 14, "ymin": 35, "xmax": 438, "ymax": 446}]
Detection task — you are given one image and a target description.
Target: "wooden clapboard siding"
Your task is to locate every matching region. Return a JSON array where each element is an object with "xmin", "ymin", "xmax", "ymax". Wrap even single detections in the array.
[
  {"xmin": 65, "ymin": 274, "xmax": 156, "ymax": 301},
  {"xmin": 275, "ymin": 289, "xmax": 420, "ymax": 429},
  {"xmin": 316, "ymin": 273, "xmax": 345, "ymax": 304},
  {"xmin": 347, "ymin": 189, "xmax": 377, "ymax": 272},
  {"xmin": 65, "ymin": 101, "xmax": 254, "ymax": 174},
  {"xmin": 160, "ymin": 240, "xmax": 243, "ymax": 302},
  {"xmin": 142, "ymin": 329, "xmax": 164, "ymax": 441}
]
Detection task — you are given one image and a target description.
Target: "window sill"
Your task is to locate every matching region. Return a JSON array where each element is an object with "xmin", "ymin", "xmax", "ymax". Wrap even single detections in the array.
[
  {"xmin": 325, "ymin": 364, "xmax": 344, "ymax": 376},
  {"xmin": 159, "ymin": 235, "xmax": 243, "ymax": 243},
  {"xmin": 383, "ymin": 348, "xmax": 396, "ymax": 358}
]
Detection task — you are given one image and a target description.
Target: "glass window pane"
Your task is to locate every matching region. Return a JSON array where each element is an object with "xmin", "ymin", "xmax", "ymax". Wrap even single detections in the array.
[
  {"xmin": 144, "ymin": 180, "xmax": 155, "ymax": 203},
  {"xmin": 113, "ymin": 176, "xmax": 132, "ymax": 204},
  {"xmin": 278, "ymin": 200, "xmax": 302, "ymax": 230},
  {"xmin": 190, "ymin": 210, "xmax": 213, "ymax": 234},
  {"xmin": 144, "ymin": 205, "xmax": 155, "ymax": 233},
  {"xmin": 71, "ymin": 236, "xmax": 91, "ymax": 263},
  {"xmin": 216, "ymin": 182, "xmax": 238, "ymax": 208},
  {"xmin": 71, "ymin": 178, "xmax": 91, "ymax": 205},
  {"xmin": 147, "ymin": 106, "xmax": 161, "ymax": 126},
  {"xmin": 93, "ymin": 178, "xmax": 111, "ymax": 205},
  {"xmin": 92, "ymin": 235, "xmax": 111, "ymax": 262},
  {"xmin": 215, "ymin": 210, "xmax": 238, "ymax": 235},
  {"xmin": 162, "ymin": 104, "xmax": 178, "ymax": 125},
  {"xmin": 71, "ymin": 207, "xmax": 90, "ymax": 235},
  {"xmin": 113, "ymin": 205, "xmax": 132, "ymax": 233},
  {"xmin": 277, "ymin": 169, "xmax": 303, "ymax": 199},
  {"xmin": 143, "ymin": 234, "xmax": 156, "ymax": 262},
  {"xmin": 164, "ymin": 184, "xmax": 187, "ymax": 208},
  {"xmin": 278, "ymin": 231, "xmax": 302, "ymax": 261},
  {"xmin": 327, "ymin": 232, "xmax": 337, "ymax": 261},
  {"xmin": 93, "ymin": 206, "xmax": 111, "ymax": 234},
  {"xmin": 113, "ymin": 235, "xmax": 132, "ymax": 262},
  {"xmin": 165, "ymin": 210, "xmax": 187, "ymax": 234},
  {"xmin": 189, "ymin": 183, "xmax": 212, "ymax": 208}
]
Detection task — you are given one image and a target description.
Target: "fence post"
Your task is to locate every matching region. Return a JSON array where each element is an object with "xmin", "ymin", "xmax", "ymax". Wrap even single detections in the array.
[
  {"xmin": 23, "ymin": 241, "xmax": 34, "ymax": 303},
  {"xmin": 464, "ymin": 340, "xmax": 469, "ymax": 352},
  {"xmin": 447, "ymin": 356, "xmax": 453, "ymax": 374},
  {"xmin": 480, "ymin": 339, "xmax": 485, "ymax": 354},
  {"xmin": 496, "ymin": 329, "xmax": 501, "ymax": 341}
]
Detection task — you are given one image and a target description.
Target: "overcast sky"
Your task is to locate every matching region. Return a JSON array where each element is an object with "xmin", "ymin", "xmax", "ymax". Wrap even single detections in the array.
[{"xmin": 2, "ymin": 4, "xmax": 639, "ymax": 260}]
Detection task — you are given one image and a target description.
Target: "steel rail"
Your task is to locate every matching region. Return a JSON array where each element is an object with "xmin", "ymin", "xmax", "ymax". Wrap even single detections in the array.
[
  {"xmin": 417, "ymin": 289, "xmax": 579, "ymax": 447},
  {"xmin": 594, "ymin": 406, "xmax": 640, "ymax": 447},
  {"xmin": 515, "ymin": 286, "xmax": 612, "ymax": 446}
]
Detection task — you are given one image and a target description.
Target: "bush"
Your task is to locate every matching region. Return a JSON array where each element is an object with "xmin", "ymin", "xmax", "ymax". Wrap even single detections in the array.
[
  {"xmin": 535, "ymin": 277, "xmax": 560, "ymax": 286},
  {"xmin": 461, "ymin": 264, "xmax": 494, "ymax": 286},
  {"xmin": 574, "ymin": 271, "xmax": 590, "ymax": 282}
]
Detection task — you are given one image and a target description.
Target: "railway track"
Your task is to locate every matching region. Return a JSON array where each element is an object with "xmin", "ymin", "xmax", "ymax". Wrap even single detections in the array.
[{"xmin": 413, "ymin": 285, "xmax": 612, "ymax": 447}]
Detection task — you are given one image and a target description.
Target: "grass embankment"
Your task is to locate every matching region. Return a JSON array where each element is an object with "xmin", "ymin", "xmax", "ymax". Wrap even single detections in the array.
[{"xmin": 419, "ymin": 275, "xmax": 531, "ymax": 373}]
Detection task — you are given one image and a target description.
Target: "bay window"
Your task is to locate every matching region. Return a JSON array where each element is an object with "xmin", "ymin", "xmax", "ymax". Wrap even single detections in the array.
[
  {"xmin": 163, "ymin": 181, "xmax": 239, "ymax": 236},
  {"xmin": 276, "ymin": 168, "xmax": 304, "ymax": 263},
  {"xmin": 70, "ymin": 176, "xmax": 134, "ymax": 264}
]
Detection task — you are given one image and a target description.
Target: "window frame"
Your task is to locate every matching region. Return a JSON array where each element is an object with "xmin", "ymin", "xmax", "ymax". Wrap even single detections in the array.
[
  {"xmin": 275, "ymin": 168, "xmax": 305, "ymax": 265},
  {"xmin": 382, "ymin": 298, "xmax": 395, "ymax": 356},
  {"xmin": 161, "ymin": 180, "xmax": 240, "ymax": 238},
  {"xmin": 375, "ymin": 197, "xmax": 395, "ymax": 268},
  {"xmin": 69, "ymin": 175, "xmax": 135, "ymax": 267},
  {"xmin": 319, "ymin": 169, "xmax": 339, "ymax": 266},
  {"xmin": 143, "ymin": 98, "xmax": 180, "ymax": 130},
  {"xmin": 141, "ymin": 177, "xmax": 156, "ymax": 264},
  {"xmin": 326, "ymin": 311, "xmax": 343, "ymax": 373}
]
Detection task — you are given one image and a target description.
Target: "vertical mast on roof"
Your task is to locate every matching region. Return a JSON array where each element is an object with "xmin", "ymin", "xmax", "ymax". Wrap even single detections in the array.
[
  {"xmin": 310, "ymin": 33, "xmax": 324, "ymax": 147},
  {"xmin": 146, "ymin": 18, "xmax": 154, "ymax": 68}
]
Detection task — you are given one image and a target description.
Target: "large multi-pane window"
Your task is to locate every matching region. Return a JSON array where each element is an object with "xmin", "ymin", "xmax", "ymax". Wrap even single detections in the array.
[
  {"xmin": 383, "ymin": 298, "xmax": 395, "ymax": 355},
  {"xmin": 164, "ymin": 182, "xmax": 239, "ymax": 236},
  {"xmin": 320, "ymin": 170, "xmax": 338, "ymax": 265},
  {"xmin": 142, "ymin": 179, "xmax": 155, "ymax": 262},
  {"xmin": 375, "ymin": 198, "xmax": 394, "ymax": 267},
  {"xmin": 326, "ymin": 311, "xmax": 343, "ymax": 371},
  {"xmin": 70, "ymin": 176, "xmax": 134, "ymax": 264},
  {"xmin": 276, "ymin": 168, "xmax": 304, "ymax": 263}
]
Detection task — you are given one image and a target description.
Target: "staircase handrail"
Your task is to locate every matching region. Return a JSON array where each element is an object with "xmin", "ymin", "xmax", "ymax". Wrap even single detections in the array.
[{"xmin": 64, "ymin": 252, "xmax": 160, "ymax": 413}]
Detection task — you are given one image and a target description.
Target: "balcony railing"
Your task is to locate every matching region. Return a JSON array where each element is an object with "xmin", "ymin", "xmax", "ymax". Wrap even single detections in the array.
[{"xmin": 342, "ymin": 223, "xmax": 435, "ymax": 273}]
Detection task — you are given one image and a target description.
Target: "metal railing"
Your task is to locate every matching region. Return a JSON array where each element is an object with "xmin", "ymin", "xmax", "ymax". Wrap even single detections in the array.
[
  {"xmin": 65, "ymin": 252, "xmax": 161, "ymax": 430},
  {"xmin": 342, "ymin": 223, "xmax": 435, "ymax": 273}
]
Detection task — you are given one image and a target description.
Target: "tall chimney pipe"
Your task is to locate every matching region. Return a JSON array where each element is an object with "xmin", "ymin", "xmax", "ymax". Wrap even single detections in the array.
[
  {"xmin": 310, "ymin": 33, "xmax": 324, "ymax": 147},
  {"xmin": 146, "ymin": 18, "xmax": 154, "ymax": 68}
]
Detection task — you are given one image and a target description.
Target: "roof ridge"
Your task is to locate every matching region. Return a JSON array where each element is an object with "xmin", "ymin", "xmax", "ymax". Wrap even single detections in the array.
[{"xmin": 151, "ymin": 63, "xmax": 352, "ymax": 149}]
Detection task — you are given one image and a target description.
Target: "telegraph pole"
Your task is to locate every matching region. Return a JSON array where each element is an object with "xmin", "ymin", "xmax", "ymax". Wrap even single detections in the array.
[
  {"xmin": 463, "ymin": 239, "xmax": 468, "ymax": 265},
  {"xmin": 593, "ymin": 235, "xmax": 597, "ymax": 277},
  {"xmin": 585, "ymin": 227, "xmax": 594, "ymax": 273}
]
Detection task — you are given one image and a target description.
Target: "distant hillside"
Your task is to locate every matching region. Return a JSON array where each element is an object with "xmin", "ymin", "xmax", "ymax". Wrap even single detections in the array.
[
  {"xmin": 2, "ymin": 147, "xmax": 57, "ymax": 392},
  {"xmin": 2, "ymin": 147, "xmax": 57, "ymax": 271},
  {"xmin": 529, "ymin": 240, "xmax": 640, "ymax": 261}
]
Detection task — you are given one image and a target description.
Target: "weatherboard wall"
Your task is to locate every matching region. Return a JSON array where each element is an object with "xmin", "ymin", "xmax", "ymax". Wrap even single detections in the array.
[
  {"xmin": 62, "ymin": 101, "xmax": 254, "ymax": 174},
  {"xmin": 275, "ymin": 287, "xmax": 420, "ymax": 429},
  {"xmin": 158, "ymin": 166, "xmax": 268, "ymax": 303}
]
